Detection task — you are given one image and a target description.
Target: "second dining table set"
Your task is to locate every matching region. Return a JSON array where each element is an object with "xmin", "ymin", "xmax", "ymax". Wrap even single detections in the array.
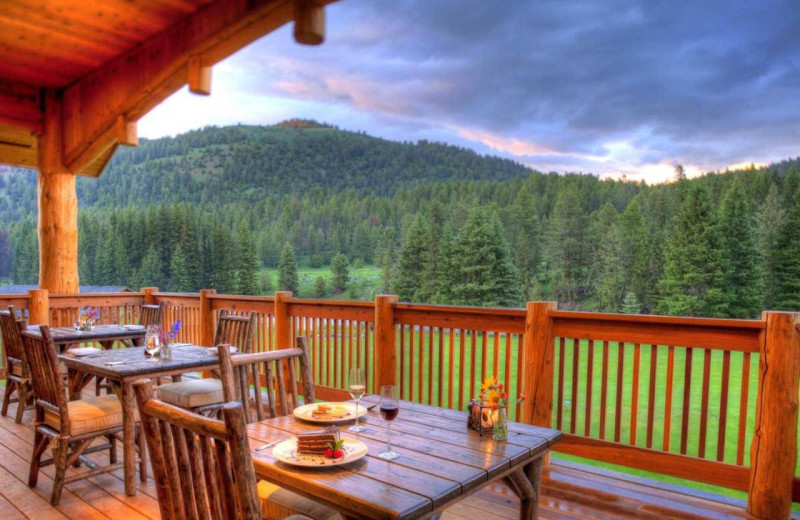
[{"xmin": 3, "ymin": 305, "xmax": 562, "ymax": 520}]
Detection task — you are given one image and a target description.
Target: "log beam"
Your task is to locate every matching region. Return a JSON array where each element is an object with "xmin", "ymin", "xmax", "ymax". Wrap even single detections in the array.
[
  {"xmin": 294, "ymin": 0, "xmax": 325, "ymax": 45},
  {"xmin": 747, "ymin": 311, "xmax": 800, "ymax": 519},
  {"xmin": 37, "ymin": 90, "xmax": 79, "ymax": 294}
]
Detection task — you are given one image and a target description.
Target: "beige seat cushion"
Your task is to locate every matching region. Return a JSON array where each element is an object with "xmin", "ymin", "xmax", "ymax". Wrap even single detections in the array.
[
  {"xmin": 257, "ymin": 481, "xmax": 342, "ymax": 520},
  {"xmin": 156, "ymin": 378, "xmax": 224, "ymax": 409},
  {"xmin": 45, "ymin": 395, "xmax": 130, "ymax": 436}
]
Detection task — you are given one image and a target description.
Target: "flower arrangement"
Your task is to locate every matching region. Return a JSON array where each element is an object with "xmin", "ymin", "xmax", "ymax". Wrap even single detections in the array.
[
  {"xmin": 158, "ymin": 320, "xmax": 182, "ymax": 345},
  {"xmin": 76, "ymin": 307, "xmax": 100, "ymax": 331},
  {"xmin": 468, "ymin": 376, "xmax": 526, "ymax": 440}
]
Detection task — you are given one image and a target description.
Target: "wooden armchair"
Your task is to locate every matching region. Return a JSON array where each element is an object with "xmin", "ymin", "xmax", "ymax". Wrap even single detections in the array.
[
  {"xmin": 133, "ymin": 381, "xmax": 261, "ymax": 520},
  {"xmin": 0, "ymin": 306, "xmax": 32, "ymax": 423},
  {"xmin": 139, "ymin": 302, "xmax": 165, "ymax": 328},
  {"xmin": 156, "ymin": 310, "xmax": 256, "ymax": 415},
  {"xmin": 22, "ymin": 324, "xmax": 135, "ymax": 505},
  {"xmin": 217, "ymin": 340, "xmax": 340, "ymax": 520}
]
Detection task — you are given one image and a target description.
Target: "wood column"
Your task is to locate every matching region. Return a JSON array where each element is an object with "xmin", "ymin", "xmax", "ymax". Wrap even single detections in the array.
[
  {"xmin": 374, "ymin": 295, "xmax": 398, "ymax": 392},
  {"xmin": 199, "ymin": 289, "xmax": 216, "ymax": 347},
  {"xmin": 747, "ymin": 311, "xmax": 800, "ymax": 519},
  {"xmin": 37, "ymin": 90, "xmax": 79, "ymax": 294},
  {"xmin": 522, "ymin": 302, "xmax": 557, "ymax": 427},
  {"xmin": 274, "ymin": 291, "xmax": 292, "ymax": 349},
  {"xmin": 141, "ymin": 287, "xmax": 158, "ymax": 305},
  {"xmin": 28, "ymin": 289, "xmax": 49, "ymax": 326}
]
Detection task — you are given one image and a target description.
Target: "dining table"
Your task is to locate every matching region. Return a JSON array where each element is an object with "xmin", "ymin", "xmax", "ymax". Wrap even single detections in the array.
[
  {"xmin": 24, "ymin": 324, "xmax": 147, "ymax": 352},
  {"xmin": 56, "ymin": 344, "xmax": 222, "ymax": 496},
  {"xmin": 248, "ymin": 395, "xmax": 562, "ymax": 520}
]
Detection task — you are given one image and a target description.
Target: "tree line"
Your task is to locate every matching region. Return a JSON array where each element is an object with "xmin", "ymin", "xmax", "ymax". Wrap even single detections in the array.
[{"xmin": 0, "ymin": 124, "xmax": 798, "ymax": 318}]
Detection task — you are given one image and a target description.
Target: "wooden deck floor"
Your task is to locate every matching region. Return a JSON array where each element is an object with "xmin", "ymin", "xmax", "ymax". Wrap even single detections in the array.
[{"xmin": 0, "ymin": 396, "xmax": 759, "ymax": 520}]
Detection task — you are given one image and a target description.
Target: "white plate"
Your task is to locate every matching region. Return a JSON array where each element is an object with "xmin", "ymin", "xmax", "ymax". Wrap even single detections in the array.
[
  {"xmin": 271, "ymin": 437, "xmax": 367, "ymax": 467},
  {"xmin": 292, "ymin": 402, "xmax": 367, "ymax": 424},
  {"xmin": 122, "ymin": 325, "xmax": 145, "ymax": 330},
  {"xmin": 208, "ymin": 345, "xmax": 238, "ymax": 356},
  {"xmin": 68, "ymin": 347, "xmax": 102, "ymax": 357}
]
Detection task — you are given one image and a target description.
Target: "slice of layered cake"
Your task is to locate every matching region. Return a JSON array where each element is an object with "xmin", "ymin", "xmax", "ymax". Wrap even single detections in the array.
[{"xmin": 296, "ymin": 427, "xmax": 340, "ymax": 455}]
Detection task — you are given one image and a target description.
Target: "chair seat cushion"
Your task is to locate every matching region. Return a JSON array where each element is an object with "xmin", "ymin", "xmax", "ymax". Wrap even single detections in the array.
[
  {"xmin": 257, "ymin": 480, "xmax": 342, "ymax": 520},
  {"xmin": 156, "ymin": 379, "xmax": 224, "ymax": 409},
  {"xmin": 45, "ymin": 395, "xmax": 128, "ymax": 436}
]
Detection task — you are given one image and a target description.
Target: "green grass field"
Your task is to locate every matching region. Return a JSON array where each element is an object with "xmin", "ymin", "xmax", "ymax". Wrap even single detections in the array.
[{"xmin": 260, "ymin": 264, "xmax": 382, "ymax": 300}]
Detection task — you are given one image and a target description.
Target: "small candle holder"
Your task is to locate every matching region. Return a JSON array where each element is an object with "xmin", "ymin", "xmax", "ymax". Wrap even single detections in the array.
[{"xmin": 467, "ymin": 400, "xmax": 497, "ymax": 436}]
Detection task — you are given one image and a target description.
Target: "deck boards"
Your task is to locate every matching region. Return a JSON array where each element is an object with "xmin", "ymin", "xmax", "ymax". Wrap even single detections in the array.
[{"xmin": 0, "ymin": 393, "xmax": 761, "ymax": 520}]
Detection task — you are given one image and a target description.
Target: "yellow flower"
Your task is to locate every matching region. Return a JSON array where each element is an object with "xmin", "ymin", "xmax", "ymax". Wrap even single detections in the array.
[{"xmin": 481, "ymin": 377, "xmax": 497, "ymax": 392}]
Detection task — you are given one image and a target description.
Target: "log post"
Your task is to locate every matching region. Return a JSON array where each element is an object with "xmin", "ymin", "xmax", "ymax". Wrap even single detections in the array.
[
  {"xmin": 521, "ymin": 302, "xmax": 557, "ymax": 427},
  {"xmin": 274, "ymin": 291, "xmax": 292, "ymax": 349},
  {"xmin": 199, "ymin": 289, "xmax": 216, "ymax": 347},
  {"xmin": 374, "ymin": 295, "xmax": 398, "ymax": 393},
  {"xmin": 37, "ymin": 90, "xmax": 79, "ymax": 294},
  {"xmin": 293, "ymin": 0, "xmax": 325, "ymax": 45},
  {"xmin": 747, "ymin": 311, "xmax": 800, "ymax": 519},
  {"xmin": 28, "ymin": 289, "xmax": 50, "ymax": 326},
  {"xmin": 141, "ymin": 287, "xmax": 158, "ymax": 305}
]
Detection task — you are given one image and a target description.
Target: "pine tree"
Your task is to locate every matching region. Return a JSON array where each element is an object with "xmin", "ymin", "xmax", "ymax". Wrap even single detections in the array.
[
  {"xmin": 235, "ymin": 220, "xmax": 260, "ymax": 295},
  {"xmin": 209, "ymin": 223, "xmax": 235, "ymax": 294},
  {"xmin": 277, "ymin": 242, "xmax": 299, "ymax": 293},
  {"xmin": 619, "ymin": 198, "xmax": 650, "ymax": 309},
  {"xmin": 169, "ymin": 244, "xmax": 191, "ymax": 292},
  {"xmin": 621, "ymin": 291, "xmax": 641, "ymax": 314},
  {"xmin": 773, "ymin": 184, "xmax": 800, "ymax": 310},
  {"xmin": 330, "ymin": 253, "xmax": 349, "ymax": 292},
  {"xmin": 314, "ymin": 275, "xmax": 327, "ymax": 297},
  {"xmin": 447, "ymin": 210, "xmax": 520, "ymax": 307},
  {"xmin": 718, "ymin": 180, "xmax": 762, "ymax": 318},
  {"xmin": 393, "ymin": 215, "xmax": 429, "ymax": 301},
  {"xmin": 137, "ymin": 245, "xmax": 163, "ymax": 290},
  {"xmin": 657, "ymin": 184, "xmax": 727, "ymax": 317},
  {"xmin": 757, "ymin": 184, "xmax": 786, "ymax": 309},
  {"xmin": 545, "ymin": 186, "xmax": 587, "ymax": 305}
]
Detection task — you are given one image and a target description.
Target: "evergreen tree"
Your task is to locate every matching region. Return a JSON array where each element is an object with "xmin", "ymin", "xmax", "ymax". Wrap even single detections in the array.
[
  {"xmin": 259, "ymin": 272, "xmax": 274, "ymax": 294},
  {"xmin": 657, "ymin": 184, "xmax": 727, "ymax": 317},
  {"xmin": 545, "ymin": 186, "xmax": 587, "ymax": 305},
  {"xmin": 169, "ymin": 244, "xmax": 191, "ymax": 291},
  {"xmin": 718, "ymin": 180, "xmax": 762, "ymax": 318},
  {"xmin": 277, "ymin": 242, "xmax": 299, "ymax": 293},
  {"xmin": 137, "ymin": 245, "xmax": 163, "ymax": 290},
  {"xmin": 757, "ymin": 184, "xmax": 785, "ymax": 309},
  {"xmin": 314, "ymin": 275, "xmax": 327, "ymax": 297},
  {"xmin": 773, "ymin": 185, "xmax": 800, "ymax": 310},
  {"xmin": 209, "ymin": 223, "xmax": 235, "ymax": 294},
  {"xmin": 621, "ymin": 291, "xmax": 641, "ymax": 314},
  {"xmin": 330, "ymin": 253, "xmax": 349, "ymax": 292},
  {"xmin": 447, "ymin": 210, "xmax": 520, "ymax": 307},
  {"xmin": 234, "ymin": 221, "xmax": 260, "ymax": 295},
  {"xmin": 393, "ymin": 215, "xmax": 429, "ymax": 301},
  {"xmin": 619, "ymin": 198, "xmax": 650, "ymax": 309}
]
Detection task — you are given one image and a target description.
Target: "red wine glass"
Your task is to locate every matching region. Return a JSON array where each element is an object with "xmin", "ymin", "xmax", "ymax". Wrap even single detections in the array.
[{"xmin": 378, "ymin": 385, "xmax": 399, "ymax": 460}]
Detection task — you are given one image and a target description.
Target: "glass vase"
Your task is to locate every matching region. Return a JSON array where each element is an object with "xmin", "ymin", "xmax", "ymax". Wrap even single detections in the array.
[{"xmin": 492, "ymin": 407, "xmax": 508, "ymax": 441}]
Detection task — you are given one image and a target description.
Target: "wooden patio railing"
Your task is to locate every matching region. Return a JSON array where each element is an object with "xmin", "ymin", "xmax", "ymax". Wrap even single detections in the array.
[{"xmin": 0, "ymin": 288, "xmax": 798, "ymax": 519}]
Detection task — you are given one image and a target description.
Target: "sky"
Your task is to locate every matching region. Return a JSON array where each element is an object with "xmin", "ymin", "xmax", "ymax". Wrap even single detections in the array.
[{"xmin": 139, "ymin": 0, "xmax": 800, "ymax": 184}]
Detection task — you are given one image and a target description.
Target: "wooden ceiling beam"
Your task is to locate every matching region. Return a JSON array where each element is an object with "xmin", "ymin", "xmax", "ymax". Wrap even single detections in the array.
[
  {"xmin": 60, "ymin": 0, "xmax": 336, "ymax": 176},
  {"xmin": 0, "ymin": 79, "xmax": 43, "ymax": 133}
]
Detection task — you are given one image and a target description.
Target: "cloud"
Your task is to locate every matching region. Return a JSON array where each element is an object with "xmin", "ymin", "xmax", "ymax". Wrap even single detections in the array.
[{"xmin": 140, "ymin": 0, "xmax": 800, "ymax": 182}]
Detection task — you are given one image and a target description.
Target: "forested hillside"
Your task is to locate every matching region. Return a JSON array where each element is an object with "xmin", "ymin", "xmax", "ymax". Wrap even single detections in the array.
[{"xmin": 1, "ymin": 122, "xmax": 798, "ymax": 318}]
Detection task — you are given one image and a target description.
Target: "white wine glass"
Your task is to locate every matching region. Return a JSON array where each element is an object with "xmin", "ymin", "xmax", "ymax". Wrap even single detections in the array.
[
  {"xmin": 144, "ymin": 325, "xmax": 161, "ymax": 362},
  {"xmin": 378, "ymin": 385, "xmax": 399, "ymax": 460},
  {"xmin": 348, "ymin": 367, "xmax": 366, "ymax": 433}
]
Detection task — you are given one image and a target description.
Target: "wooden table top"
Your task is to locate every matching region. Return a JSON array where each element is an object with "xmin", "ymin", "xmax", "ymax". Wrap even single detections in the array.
[
  {"xmin": 57, "ymin": 345, "xmax": 219, "ymax": 380},
  {"xmin": 24, "ymin": 324, "xmax": 146, "ymax": 344},
  {"xmin": 248, "ymin": 395, "xmax": 562, "ymax": 520}
]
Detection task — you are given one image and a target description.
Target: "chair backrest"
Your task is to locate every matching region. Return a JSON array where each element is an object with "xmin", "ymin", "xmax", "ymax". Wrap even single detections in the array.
[
  {"xmin": 214, "ymin": 310, "xmax": 256, "ymax": 353},
  {"xmin": 0, "ymin": 306, "xmax": 26, "ymax": 375},
  {"xmin": 19, "ymin": 324, "xmax": 70, "ymax": 432},
  {"xmin": 133, "ymin": 381, "xmax": 260, "ymax": 520},
  {"xmin": 217, "ymin": 337, "xmax": 315, "ymax": 423},
  {"xmin": 139, "ymin": 302, "xmax": 165, "ymax": 328}
]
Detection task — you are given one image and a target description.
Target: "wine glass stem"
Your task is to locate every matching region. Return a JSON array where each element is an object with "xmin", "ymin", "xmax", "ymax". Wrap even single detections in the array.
[
  {"xmin": 355, "ymin": 399, "xmax": 360, "ymax": 427},
  {"xmin": 387, "ymin": 422, "xmax": 392, "ymax": 453}
]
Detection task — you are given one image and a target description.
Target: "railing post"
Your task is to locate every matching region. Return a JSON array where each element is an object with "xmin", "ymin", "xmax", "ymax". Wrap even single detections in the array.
[
  {"xmin": 199, "ymin": 289, "xmax": 216, "ymax": 347},
  {"xmin": 521, "ymin": 301, "xmax": 557, "ymax": 427},
  {"xmin": 274, "ymin": 291, "xmax": 292, "ymax": 349},
  {"xmin": 141, "ymin": 287, "xmax": 158, "ymax": 305},
  {"xmin": 374, "ymin": 295, "xmax": 398, "ymax": 393},
  {"xmin": 747, "ymin": 311, "xmax": 800, "ymax": 520},
  {"xmin": 28, "ymin": 288, "xmax": 50, "ymax": 326}
]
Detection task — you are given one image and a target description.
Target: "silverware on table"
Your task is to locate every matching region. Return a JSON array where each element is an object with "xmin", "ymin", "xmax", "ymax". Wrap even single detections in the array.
[
  {"xmin": 366, "ymin": 403, "xmax": 379, "ymax": 411},
  {"xmin": 254, "ymin": 438, "xmax": 287, "ymax": 451}
]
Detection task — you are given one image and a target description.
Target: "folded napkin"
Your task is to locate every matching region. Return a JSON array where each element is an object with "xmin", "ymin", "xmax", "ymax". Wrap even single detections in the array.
[
  {"xmin": 209, "ymin": 346, "xmax": 238, "ymax": 356},
  {"xmin": 122, "ymin": 324, "xmax": 145, "ymax": 330},
  {"xmin": 67, "ymin": 347, "xmax": 102, "ymax": 357}
]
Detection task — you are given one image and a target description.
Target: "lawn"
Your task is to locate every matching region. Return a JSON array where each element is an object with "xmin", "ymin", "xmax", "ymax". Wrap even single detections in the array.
[{"xmin": 260, "ymin": 263, "xmax": 382, "ymax": 300}]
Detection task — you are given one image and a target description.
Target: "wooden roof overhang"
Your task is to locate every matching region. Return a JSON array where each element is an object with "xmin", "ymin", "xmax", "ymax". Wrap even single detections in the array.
[
  {"xmin": 0, "ymin": 0, "xmax": 334, "ymax": 176},
  {"xmin": 0, "ymin": 0, "xmax": 336, "ymax": 295}
]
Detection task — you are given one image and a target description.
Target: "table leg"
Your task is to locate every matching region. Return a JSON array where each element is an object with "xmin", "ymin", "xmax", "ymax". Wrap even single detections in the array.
[
  {"xmin": 524, "ymin": 458, "xmax": 543, "ymax": 520},
  {"xmin": 117, "ymin": 382, "xmax": 137, "ymax": 496},
  {"xmin": 503, "ymin": 464, "xmax": 538, "ymax": 520},
  {"xmin": 132, "ymin": 336, "xmax": 145, "ymax": 347}
]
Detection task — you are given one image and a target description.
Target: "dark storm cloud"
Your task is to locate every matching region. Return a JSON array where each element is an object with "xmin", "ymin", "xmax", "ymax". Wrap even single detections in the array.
[{"xmin": 234, "ymin": 0, "xmax": 800, "ymax": 177}]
